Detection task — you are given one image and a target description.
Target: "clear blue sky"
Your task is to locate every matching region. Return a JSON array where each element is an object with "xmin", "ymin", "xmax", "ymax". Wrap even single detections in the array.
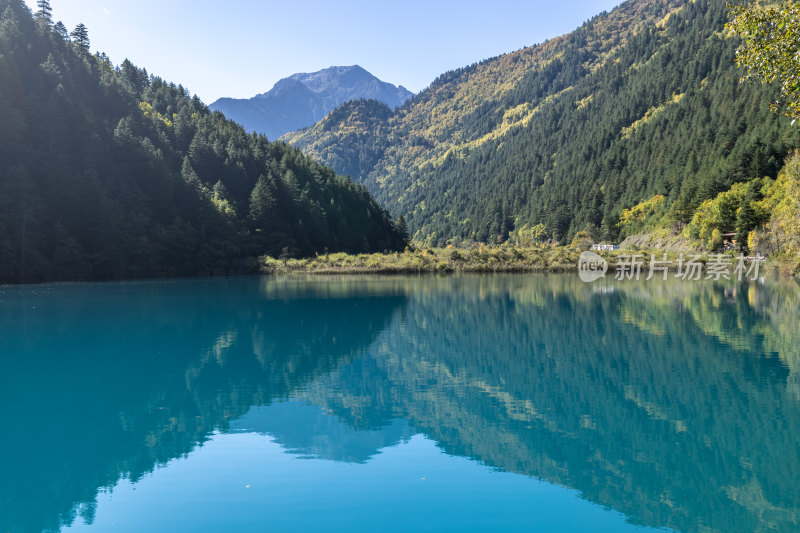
[{"xmin": 25, "ymin": 0, "xmax": 623, "ymax": 104}]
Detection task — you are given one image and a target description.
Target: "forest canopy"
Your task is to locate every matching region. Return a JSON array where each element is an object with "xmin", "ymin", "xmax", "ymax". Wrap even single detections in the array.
[
  {"xmin": 728, "ymin": 0, "xmax": 800, "ymax": 122},
  {"xmin": 286, "ymin": 0, "xmax": 800, "ymax": 246},
  {"xmin": 0, "ymin": 0, "xmax": 407, "ymax": 283}
]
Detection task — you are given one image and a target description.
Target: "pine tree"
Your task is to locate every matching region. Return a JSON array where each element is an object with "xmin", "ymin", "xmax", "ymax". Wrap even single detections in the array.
[
  {"xmin": 0, "ymin": 5, "xmax": 23, "ymax": 52},
  {"xmin": 0, "ymin": 2, "xmax": 409, "ymax": 282},
  {"xmin": 735, "ymin": 184, "xmax": 760, "ymax": 252},
  {"xmin": 70, "ymin": 23, "xmax": 89, "ymax": 53},
  {"xmin": 39, "ymin": 53, "xmax": 60, "ymax": 81},
  {"xmin": 181, "ymin": 156, "xmax": 199, "ymax": 186},
  {"xmin": 53, "ymin": 20, "xmax": 68, "ymax": 40},
  {"xmin": 396, "ymin": 215, "xmax": 410, "ymax": 247},
  {"xmin": 212, "ymin": 180, "xmax": 228, "ymax": 200},
  {"xmin": 35, "ymin": 0, "xmax": 52, "ymax": 27},
  {"xmin": 249, "ymin": 175, "xmax": 277, "ymax": 224}
]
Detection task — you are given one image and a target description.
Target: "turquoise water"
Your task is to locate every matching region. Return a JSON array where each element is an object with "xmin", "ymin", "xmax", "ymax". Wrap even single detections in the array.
[{"xmin": 1, "ymin": 275, "xmax": 799, "ymax": 532}]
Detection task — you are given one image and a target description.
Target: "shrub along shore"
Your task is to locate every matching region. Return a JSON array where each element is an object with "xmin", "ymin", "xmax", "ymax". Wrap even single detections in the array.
[{"xmin": 259, "ymin": 245, "xmax": 796, "ymax": 277}]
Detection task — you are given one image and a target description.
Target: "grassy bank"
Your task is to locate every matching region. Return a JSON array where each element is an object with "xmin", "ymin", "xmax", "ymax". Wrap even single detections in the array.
[
  {"xmin": 258, "ymin": 246, "xmax": 781, "ymax": 276},
  {"xmin": 261, "ymin": 246, "xmax": 577, "ymax": 274}
]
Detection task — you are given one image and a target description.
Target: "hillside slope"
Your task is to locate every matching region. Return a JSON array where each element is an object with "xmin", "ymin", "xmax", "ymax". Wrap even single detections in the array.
[
  {"xmin": 211, "ymin": 65, "xmax": 413, "ymax": 140},
  {"xmin": 285, "ymin": 0, "xmax": 800, "ymax": 244},
  {"xmin": 0, "ymin": 2, "xmax": 405, "ymax": 283}
]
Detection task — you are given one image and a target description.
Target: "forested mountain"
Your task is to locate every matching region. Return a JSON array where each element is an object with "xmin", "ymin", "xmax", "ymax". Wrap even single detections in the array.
[
  {"xmin": 285, "ymin": 0, "xmax": 800, "ymax": 245},
  {"xmin": 210, "ymin": 65, "xmax": 413, "ymax": 140},
  {"xmin": 0, "ymin": 1, "xmax": 406, "ymax": 284}
]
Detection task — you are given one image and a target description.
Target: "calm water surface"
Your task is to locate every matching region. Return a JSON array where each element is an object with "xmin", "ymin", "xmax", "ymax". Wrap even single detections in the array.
[{"xmin": 1, "ymin": 274, "xmax": 799, "ymax": 532}]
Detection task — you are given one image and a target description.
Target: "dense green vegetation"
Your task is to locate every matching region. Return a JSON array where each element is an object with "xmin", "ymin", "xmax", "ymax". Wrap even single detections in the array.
[
  {"xmin": 0, "ymin": 0, "xmax": 406, "ymax": 284},
  {"xmin": 284, "ymin": 99, "xmax": 396, "ymax": 182},
  {"xmin": 614, "ymin": 149, "xmax": 800, "ymax": 274},
  {"xmin": 729, "ymin": 0, "xmax": 800, "ymax": 122},
  {"xmin": 260, "ymin": 244, "xmax": 724, "ymax": 275},
  {"xmin": 261, "ymin": 245, "xmax": 582, "ymax": 274},
  {"xmin": 743, "ymin": 151, "xmax": 800, "ymax": 272},
  {"xmin": 286, "ymin": 0, "xmax": 800, "ymax": 247}
]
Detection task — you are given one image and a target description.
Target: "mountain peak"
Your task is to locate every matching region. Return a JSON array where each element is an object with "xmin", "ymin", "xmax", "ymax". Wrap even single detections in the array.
[
  {"xmin": 284, "ymin": 0, "xmax": 796, "ymax": 245},
  {"xmin": 211, "ymin": 66, "xmax": 413, "ymax": 140}
]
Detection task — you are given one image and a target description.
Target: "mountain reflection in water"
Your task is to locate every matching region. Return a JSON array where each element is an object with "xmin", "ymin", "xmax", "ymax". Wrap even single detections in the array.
[{"xmin": 1, "ymin": 275, "xmax": 798, "ymax": 532}]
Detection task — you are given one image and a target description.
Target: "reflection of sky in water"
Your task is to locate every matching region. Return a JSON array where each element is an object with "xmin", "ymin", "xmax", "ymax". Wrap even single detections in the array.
[{"xmin": 65, "ymin": 432, "xmax": 670, "ymax": 533}]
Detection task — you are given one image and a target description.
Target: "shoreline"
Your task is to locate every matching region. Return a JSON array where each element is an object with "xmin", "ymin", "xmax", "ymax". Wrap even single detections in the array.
[
  {"xmin": 259, "ymin": 247, "xmax": 792, "ymax": 278},
  {"xmin": 1, "ymin": 247, "xmax": 793, "ymax": 287}
]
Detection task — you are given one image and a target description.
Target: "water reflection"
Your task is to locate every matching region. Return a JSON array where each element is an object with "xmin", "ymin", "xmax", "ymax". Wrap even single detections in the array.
[
  {"xmin": 1, "ymin": 275, "xmax": 799, "ymax": 532},
  {"xmin": 0, "ymin": 278, "xmax": 407, "ymax": 533},
  {"xmin": 335, "ymin": 276, "xmax": 800, "ymax": 533}
]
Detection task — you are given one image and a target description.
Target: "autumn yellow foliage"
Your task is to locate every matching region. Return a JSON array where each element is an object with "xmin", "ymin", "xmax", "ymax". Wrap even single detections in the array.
[
  {"xmin": 139, "ymin": 101, "xmax": 173, "ymax": 128},
  {"xmin": 619, "ymin": 195, "xmax": 666, "ymax": 235}
]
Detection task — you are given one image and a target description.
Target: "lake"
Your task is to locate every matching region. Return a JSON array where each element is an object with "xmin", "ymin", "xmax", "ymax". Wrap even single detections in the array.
[{"xmin": 1, "ymin": 274, "xmax": 799, "ymax": 532}]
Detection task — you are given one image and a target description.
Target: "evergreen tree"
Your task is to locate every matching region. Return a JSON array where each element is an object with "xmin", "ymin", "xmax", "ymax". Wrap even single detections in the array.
[
  {"xmin": 286, "ymin": 0, "xmax": 800, "ymax": 245},
  {"xmin": 180, "ymin": 156, "xmax": 199, "ymax": 186},
  {"xmin": 35, "ymin": 0, "xmax": 52, "ymax": 27},
  {"xmin": 70, "ymin": 23, "xmax": 89, "ymax": 53},
  {"xmin": 39, "ymin": 52, "xmax": 60, "ymax": 81},
  {"xmin": 0, "ymin": 2, "xmax": 405, "ymax": 282},
  {"xmin": 735, "ymin": 183, "xmax": 760, "ymax": 252},
  {"xmin": 396, "ymin": 215, "xmax": 410, "ymax": 247},
  {"xmin": 53, "ymin": 20, "xmax": 67, "ymax": 40},
  {"xmin": 249, "ymin": 175, "xmax": 276, "ymax": 224},
  {"xmin": 0, "ymin": 5, "xmax": 23, "ymax": 52},
  {"xmin": 212, "ymin": 180, "xmax": 228, "ymax": 200}
]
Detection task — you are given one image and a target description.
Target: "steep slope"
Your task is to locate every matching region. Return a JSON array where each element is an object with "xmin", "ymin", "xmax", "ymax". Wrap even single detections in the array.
[
  {"xmin": 210, "ymin": 65, "xmax": 412, "ymax": 140},
  {"xmin": 285, "ymin": 0, "xmax": 800, "ymax": 244},
  {"xmin": 0, "ymin": 2, "xmax": 406, "ymax": 283}
]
